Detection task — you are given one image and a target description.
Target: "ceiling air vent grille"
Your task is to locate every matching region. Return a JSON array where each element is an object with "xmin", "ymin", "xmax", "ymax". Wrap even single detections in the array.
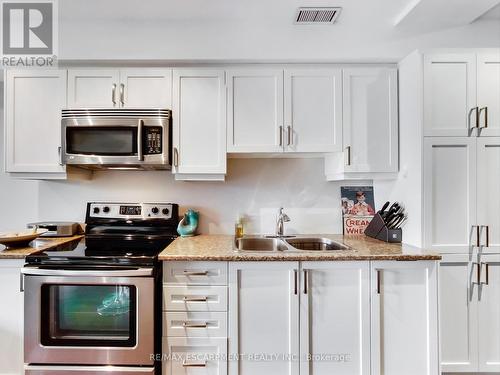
[{"xmin": 295, "ymin": 7, "xmax": 341, "ymax": 24}]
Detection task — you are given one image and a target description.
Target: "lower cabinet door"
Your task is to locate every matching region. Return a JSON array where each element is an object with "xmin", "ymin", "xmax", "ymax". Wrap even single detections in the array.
[
  {"xmin": 371, "ymin": 261, "xmax": 439, "ymax": 375},
  {"xmin": 299, "ymin": 261, "xmax": 370, "ymax": 375},
  {"xmin": 162, "ymin": 337, "xmax": 227, "ymax": 375},
  {"xmin": 478, "ymin": 254, "xmax": 500, "ymax": 372},
  {"xmin": 439, "ymin": 254, "xmax": 479, "ymax": 372},
  {"xmin": 228, "ymin": 262, "xmax": 299, "ymax": 375}
]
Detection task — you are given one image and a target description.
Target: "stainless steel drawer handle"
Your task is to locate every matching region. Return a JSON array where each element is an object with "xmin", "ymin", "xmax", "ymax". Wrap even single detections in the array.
[
  {"xmin": 182, "ymin": 360, "xmax": 207, "ymax": 367},
  {"xmin": 182, "ymin": 321, "xmax": 208, "ymax": 328},
  {"xmin": 182, "ymin": 270, "xmax": 209, "ymax": 276},
  {"xmin": 183, "ymin": 296, "xmax": 208, "ymax": 302}
]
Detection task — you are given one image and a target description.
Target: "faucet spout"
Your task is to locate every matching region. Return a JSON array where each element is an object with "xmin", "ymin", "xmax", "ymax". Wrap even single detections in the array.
[{"xmin": 276, "ymin": 207, "xmax": 291, "ymax": 237}]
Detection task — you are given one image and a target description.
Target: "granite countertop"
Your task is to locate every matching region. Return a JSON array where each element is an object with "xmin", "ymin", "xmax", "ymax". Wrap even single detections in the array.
[
  {"xmin": 158, "ymin": 234, "xmax": 441, "ymax": 261},
  {"xmin": 0, "ymin": 235, "xmax": 84, "ymax": 259}
]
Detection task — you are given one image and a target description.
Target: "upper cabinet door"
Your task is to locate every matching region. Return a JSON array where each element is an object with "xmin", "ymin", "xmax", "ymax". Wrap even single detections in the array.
[
  {"xmin": 172, "ymin": 69, "xmax": 226, "ymax": 176},
  {"xmin": 342, "ymin": 68, "xmax": 398, "ymax": 173},
  {"xmin": 477, "ymin": 138, "xmax": 500, "ymax": 254},
  {"xmin": 477, "ymin": 51, "xmax": 500, "ymax": 137},
  {"xmin": 423, "ymin": 53, "xmax": 477, "ymax": 136},
  {"xmin": 5, "ymin": 70, "xmax": 67, "ymax": 174},
  {"xmin": 371, "ymin": 261, "xmax": 439, "ymax": 375},
  {"xmin": 299, "ymin": 262, "xmax": 370, "ymax": 375},
  {"xmin": 284, "ymin": 68, "xmax": 342, "ymax": 153},
  {"xmin": 423, "ymin": 137, "xmax": 477, "ymax": 253},
  {"xmin": 226, "ymin": 69, "xmax": 283, "ymax": 153},
  {"xmin": 67, "ymin": 69, "xmax": 119, "ymax": 108},
  {"xmin": 120, "ymin": 69, "xmax": 172, "ymax": 108}
]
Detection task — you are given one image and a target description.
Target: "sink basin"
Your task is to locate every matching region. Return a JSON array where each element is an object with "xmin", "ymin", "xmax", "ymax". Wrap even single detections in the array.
[
  {"xmin": 286, "ymin": 237, "xmax": 349, "ymax": 251},
  {"xmin": 235, "ymin": 237, "xmax": 288, "ymax": 252}
]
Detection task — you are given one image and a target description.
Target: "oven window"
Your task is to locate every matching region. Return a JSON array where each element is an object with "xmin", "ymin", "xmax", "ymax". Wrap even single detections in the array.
[
  {"xmin": 66, "ymin": 127, "xmax": 137, "ymax": 155},
  {"xmin": 41, "ymin": 284, "xmax": 137, "ymax": 347}
]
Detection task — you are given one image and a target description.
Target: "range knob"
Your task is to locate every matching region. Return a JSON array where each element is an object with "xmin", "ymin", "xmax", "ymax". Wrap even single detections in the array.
[
  {"xmin": 162, "ymin": 208, "xmax": 170, "ymax": 215},
  {"xmin": 93, "ymin": 207, "xmax": 100, "ymax": 214},
  {"xmin": 151, "ymin": 207, "xmax": 159, "ymax": 214},
  {"xmin": 103, "ymin": 206, "xmax": 110, "ymax": 213}
]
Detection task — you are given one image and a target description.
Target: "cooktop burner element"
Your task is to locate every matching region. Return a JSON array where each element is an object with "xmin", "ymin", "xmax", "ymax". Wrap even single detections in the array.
[{"xmin": 26, "ymin": 202, "xmax": 179, "ymax": 267}]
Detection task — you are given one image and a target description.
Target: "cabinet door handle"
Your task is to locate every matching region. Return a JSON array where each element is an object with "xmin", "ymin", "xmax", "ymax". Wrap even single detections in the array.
[
  {"xmin": 303, "ymin": 269, "xmax": 308, "ymax": 294},
  {"xmin": 481, "ymin": 263, "xmax": 490, "ymax": 285},
  {"xmin": 182, "ymin": 296, "xmax": 208, "ymax": 302},
  {"xmin": 182, "ymin": 321, "xmax": 208, "ymax": 328},
  {"xmin": 182, "ymin": 360, "xmax": 207, "ymax": 367},
  {"xmin": 468, "ymin": 107, "xmax": 479, "ymax": 132},
  {"xmin": 279, "ymin": 126, "xmax": 283, "ymax": 146},
  {"xmin": 120, "ymin": 83, "xmax": 125, "ymax": 106},
  {"xmin": 112, "ymin": 83, "xmax": 117, "ymax": 106},
  {"xmin": 293, "ymin": 269, "xmax": 298, "ymax": 295},
  {"xmin": 472, "ymin": 225, "xmax": 480, "ymax": 247},
  {"xmin": 182, "ymin": 270, "xmax": 209, "ymax": 276},
  {"xmin": 376, "ymin": 269, "xmax": 381, "ymax": 294},
  {"xmin": 19, "ymin": 273, "xmax": 24, "ymax": 292},
  {"xmin": 482, "ymin": 225, "xmax": 490, "ymax": 247},
  {"xmin": 345, "ymin": 146, "xmax": 351, "ymax": 166},
  {"xmin": 479, "ymin": 107, "xmax": 488, "ymax": 129},
  {"xmin": 287, "ymin": 126, "xmax": 292, "ymax": 146},
  {"xmin": 473, "ymin": 262, "xmax": 481, "ymax": 285},
  {"xmin": 173, "ymin": 147, "xmax": 179, "ymax": 167}
]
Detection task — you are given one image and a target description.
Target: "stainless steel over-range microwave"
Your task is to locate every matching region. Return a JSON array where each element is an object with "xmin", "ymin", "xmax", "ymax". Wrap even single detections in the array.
[{"xmin": 61, "ymin": 108, "xmax": 171, "ymax": 170}]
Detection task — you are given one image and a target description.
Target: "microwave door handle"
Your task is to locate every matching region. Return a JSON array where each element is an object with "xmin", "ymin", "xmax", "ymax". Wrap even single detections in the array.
[{"xmin": 137, "ymin": 119, "xmax": 144, "ymax": 161}]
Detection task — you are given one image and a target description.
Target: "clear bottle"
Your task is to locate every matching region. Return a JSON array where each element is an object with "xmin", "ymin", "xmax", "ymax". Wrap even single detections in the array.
[{"xmin": 235, "ymin": 215, "xmax": 244, "ymax": 238}]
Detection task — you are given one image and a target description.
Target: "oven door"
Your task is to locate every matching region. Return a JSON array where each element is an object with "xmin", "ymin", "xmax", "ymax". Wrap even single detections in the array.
[
  {"xmin": 62, "ymin": 117, "xmax": 169, "ymax": 167},
  {"xmin": 23, "ymin": 267, "xmax": 155, "ymax": 366}
]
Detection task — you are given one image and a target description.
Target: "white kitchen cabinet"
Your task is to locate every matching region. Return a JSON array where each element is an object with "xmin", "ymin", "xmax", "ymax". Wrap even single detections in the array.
[
  {"xmin": 477, "ymin": 138, "xmax": 500, "ymax": 254},
  {"xmin": 228, "ymin": 262, "xmax": 299, "ymax": 375},
  {"xmin": 299, "ymin": 262, "xmax": 370, "ymax": 375},
  {"xmin": 423, "ymin": 137, "xmax": 477, "ymax": 254},
  {"xmin": 439, "ymin": 254, "xmax": 479, "ymax": 372},
  {"xmin": 4, "ymin": 69, "xmax": 67, "ymax": 177},
  {"xmin": 284, "ymin": 68, "xmax": 342, "ymax": 153},
  {"xmin": 478, "ymin": 253, "xmax": 500, "ymax": 372},
  {"xmin": 477, "ymin": 51, "xmax": 500, "ymax": 137},
  {"xmin": 68, "ymin": 69, "xmax": 119, "ymax": 108},
  {"xmin": 324, "ymin": 67, "xmax": 398, "ymax": 180},
  {"xmin": 172, "ymin": 69, "xmax": 226, "ymax": 180},
  {"xmin": 423, "ymin": 53, "xmax": 477, "ymax": 136},
  {"xmin": 226, "ymin": 69, "xmax": 284, "ymax": 153},
  {"xmin": 0, "ymin": 260, "xmax": 24, "ymax": 375},
  {"xmin": 370, "ymin": 261, "xmax": 439, "ymax": 375},
  {"xmin": 68, "ymin": 69, "xmax": 172, "ymax": 109}
]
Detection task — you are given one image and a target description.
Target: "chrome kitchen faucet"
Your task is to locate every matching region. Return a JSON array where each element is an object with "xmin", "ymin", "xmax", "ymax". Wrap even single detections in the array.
[{"xmin": 276, "ymin": 207, "xmax": 290, "ymax": 237}]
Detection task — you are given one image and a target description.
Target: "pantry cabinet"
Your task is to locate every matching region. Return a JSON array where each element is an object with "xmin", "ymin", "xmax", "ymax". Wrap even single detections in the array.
[
  {"xmin": 477, "ymin": 52, "xmax": 500, "ymax": 136},
  {"xmin": 370, "ymin": 261, "xmax": 439, "ymax": 375},
  {"xmin": 324, "ymin": 67, "xmax": 399, "ymax": 180},
  {"xmin": 228, "ymin": 262, "xmax": 299, "ymax": 375},
  {"xmin": 4, "ymin": 69, "xmax": 67, "ymax": 177},
  {"xmin": 172, "ymin": 69, "xmax": 226, "ymax": 180},
  {"xmin": 68, "ymin": 69, "xmax": 172, "ymax": 109},
  {"xmin": 299, "ymin": 262, "xmax": 370, "ymax": 375}
]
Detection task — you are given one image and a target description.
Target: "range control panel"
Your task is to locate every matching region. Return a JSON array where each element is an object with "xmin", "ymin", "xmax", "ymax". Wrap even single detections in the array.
[{"xmin": 89, "ymin": 203, "xmax": 174, "ymax": 220}]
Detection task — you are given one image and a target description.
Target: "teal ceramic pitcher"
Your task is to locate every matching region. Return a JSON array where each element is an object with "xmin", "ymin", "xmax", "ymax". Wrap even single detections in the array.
[{"xmin": 177, "ymin": 209, "xmax": 199, "ymax": 237}]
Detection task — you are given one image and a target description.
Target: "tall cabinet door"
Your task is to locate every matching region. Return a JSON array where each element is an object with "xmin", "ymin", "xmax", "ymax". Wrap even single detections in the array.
[
  {"xmin": 284, "ymin": 68, "xmax": 342, "ymax": 153},
  {"xmin": 477, "ymin": 51, "xmax": 500, "ymax": 136},
  {"xmin": 67, "ymin": 69, "xmax": 119, "ymax": 108},
  {"xmin": 226, "ymin": 69, "xmax": 284, "ymax": 153},
  {"xmin": 342, "ymin": 68, "xmax": 398, "ymax": 173},
  {"xmin": 5, "ymin": 70, "xmax": 67, "ymax": 174},
  {"xmin": 477, "ymin": 137, "xmax": 500, "ymax": 254},
  {"xmin": 423, "ymin": 53, "xmax": 477, "ymax": 136},
  {"xmin": 299, "ymin": 262, "xmax": 370, "ymax": 375},
  {"xmin": 228, "ymin": 262, "xmax": 299, "ymax": 375},
  {"xmin": 371, "ymin": 261, "xmax": 439, "ymax": 375},
  {"xmin": 439, "ymin": 254, "xmax": 479, "ymax": 372},
  {"xmin": 120, "ymin": 69, "xmax": 172, "ymax": 108},
  {"xmin": 423, "ymin": 137, "xmax": 477, "ymax": 253},
  {"xmin": 172, "ymin": 69, "xmax": 226, "ymax": 177},
  {"xmin": 478, "ymin": 253, "xmax": 500, "ymax": 372}
]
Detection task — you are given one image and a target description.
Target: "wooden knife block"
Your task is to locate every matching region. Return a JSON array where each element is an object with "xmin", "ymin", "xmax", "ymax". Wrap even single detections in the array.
[{"xmin": 364, "ymin": 213, "xmax": 402, "ymax": 243}]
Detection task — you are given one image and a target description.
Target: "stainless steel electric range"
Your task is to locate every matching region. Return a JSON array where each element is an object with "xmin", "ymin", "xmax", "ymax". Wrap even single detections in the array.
[{"xmin": 22, "ymin": 202, "xmax": 179, "ymax": 375}]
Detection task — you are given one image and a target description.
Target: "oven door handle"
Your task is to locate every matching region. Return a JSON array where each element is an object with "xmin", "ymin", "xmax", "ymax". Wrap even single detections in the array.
[{"xmin": 21, "ymin": 267, "xmax": 154, "ymax": 277}]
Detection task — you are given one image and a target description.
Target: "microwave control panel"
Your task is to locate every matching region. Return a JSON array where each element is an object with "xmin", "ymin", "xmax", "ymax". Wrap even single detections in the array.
[{"xmin": 144, "ymin": 127, "xmax": 163, "ymax": 155}]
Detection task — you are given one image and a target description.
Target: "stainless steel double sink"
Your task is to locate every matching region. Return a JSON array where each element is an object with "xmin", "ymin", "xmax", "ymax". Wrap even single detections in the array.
[{"xmin": 234, "ymin": 236, "xmax": 350, "ymax": 252}]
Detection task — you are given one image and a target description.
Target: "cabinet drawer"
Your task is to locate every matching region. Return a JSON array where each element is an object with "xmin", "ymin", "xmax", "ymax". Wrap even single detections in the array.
[
  {"xmin": 162, "ymin": 337, "xmax": 227, "ymax": 375},
  {"xmin": 164, "ymin": 261, "xmax": 228, "ymax": 285},
  {"xmin": 163, "ymin": 285, "xmax": 227, "ymax": 312},
  {"xmin": 163, "ymin": 312, "xmax": 227, "ymax": 338}
]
